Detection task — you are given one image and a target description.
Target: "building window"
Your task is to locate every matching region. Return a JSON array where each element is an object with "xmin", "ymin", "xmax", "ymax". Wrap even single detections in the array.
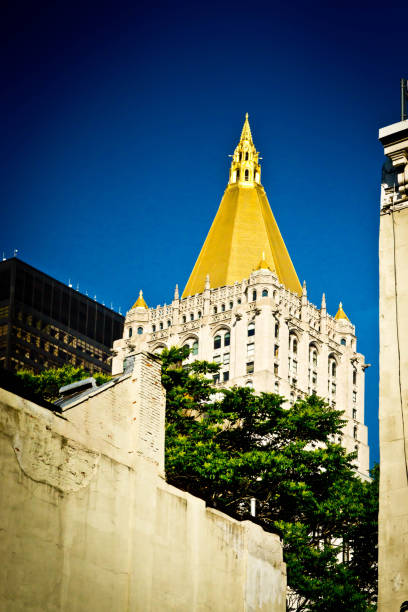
[
  {"xmin": 192, "ymin": 340, "xmax": 198, "ymax": 355},
  {"xmin": 190, "ymin": 313, "xmax": 194, "ymax": 321},
  {"xmin": 247, "ymin": 342, "xmax": 255, "ymax": 356},
  {"xmin": 213, "ymin": 306, "xmax": 217, "ymax": 314},
  {"xmin": 341, "ymin": 338, "xmax": 346, "ymax": 346},
  {"xmin": 332, "ymin": 382, "xmax": 336, "ymax": 395},
  {"xmin": 246, "ymin": 380, "xmax": 253, "ymax": 388},
  {"xmin": 310, "ymin": 346, "xmax": 317, "ymax": 367},
  {"xmin": 229, "ymin": 301, "xmax": 233, "ymax": 309},
  {"xmin": 237, "ymin": 298, "xmax": 241, "ymax": 304},
  {"xmin": 292, "ymin": 359, "xmax": 297, "ymax": 374},
  {"xmin": 331, "ymin": 361, "xmax": 337, "ymax": 377},
  {"xmin": 224, "ymin": 332, "xmax": 230, "ymax": 346},
  {"xmin": 292, "ymin": 338, "xmax": 298, "ymax": 354},
  {"xmin": 223, "ymin": 371, "xmax": 229, "ymax": 382},
  {"xmin": 290, "ymin": 391, "xmax": 295, "ymax": 406},
  {"xmin": 128, "ymin": 327, "xmax": 133, "ymax": 338},
  {"xmin": 248, "ymin": 322, "xmax": 255, "ymax": 337},
  {"xmin": 262, "ymin": 289, "xmax": 268, "ymax": 297},
  {"xmin": 137, "ymin": 327, "xmax": 143, "ymax": 335},
  {"xmin": 274, "ymin": 344, "xmax": 279, "ymax": 357},
  {"xmin": 274, "ymin": 323, "xmax": 279, "ymax": 338},
  {"xmin": 353, "ymin": 390, "xmax": 357, "ymax": 403},
  {"xmin": 353, "ymin": 369, "xmax": 357, "ymax": 385},
  {"xmin": 246, "ymin": 361, "xmax": 254, "ymax": 374},
  {"xmin": 213, "ymin": 374, "xmax": 220, "ymax": 384},
  {"xmin": 252, "ymin": 290, "xmax": 257, "ymax": 301},
  {"xmin": 213, "ymin": 355, "xmax": 221, "ymax": 363},
  {"xmin": 354, "ymin": 445, "xmax": 359, "ymax": 458},
  {"xmin": 167, "ymin": 320, "xmax": 171, "ymax": 327},
  {"xmin": 353, "ymin": 425, "xmax": 358, "ymax": 439},
  {"xmin": 245, "ymin": 152, "xmax": 249, "ymax": 161},
  {"xmin": 221, "ymin": 304, "xmax": 225, "ymax": 312},
  {"xmin": 214, "ymin": 335, "xmax": 221, "ymax": 350},
  {"xmin": 223, "ymin": 352, "xmax": 230, "ymax": 365},
  {"xmin": 236, "ymin": 169, "xmax": 240, "ymax": 180},
  {"xmin": 198, "ymin": 311, "xmax": 202, "ymax": 319},
  {"xmin": 274, "ymin": 381, "xmax": 279, "ymax": 392},
  {"xmin": 160, "ymin": 322, "xmax": 163, "ymax": 330},
  {"xmin": 274, "ymin": 363, "xmax": 278, "ymax": 375},
  {"xmin": 353, "ymin": 407, "xmax": 357, "ymax": 420},
  {"xmin": 183, "ymin": 315, "xmax": 187, "ymax": 323}
]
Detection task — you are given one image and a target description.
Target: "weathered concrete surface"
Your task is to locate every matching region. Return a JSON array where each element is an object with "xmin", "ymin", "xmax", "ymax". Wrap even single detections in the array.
[
  {"xmin": 0, "ymin": 352, "xmax": 286, "ymax": 611},
  {"xmin": 379, "ymin": 120, "xmax": 408, "ymax": 610}
]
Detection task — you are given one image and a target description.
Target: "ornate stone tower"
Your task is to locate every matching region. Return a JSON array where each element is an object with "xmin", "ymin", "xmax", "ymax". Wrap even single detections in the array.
[
  {"xmin": 113, "ymin": 115, "xmax": 370, "ymax": 477},
  {"xmin": 378, "ymin": 116, "xmax": 408, "ymax": 610}
]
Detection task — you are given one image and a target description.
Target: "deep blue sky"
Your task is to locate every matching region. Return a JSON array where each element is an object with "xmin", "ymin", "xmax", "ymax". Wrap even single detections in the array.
[{"xmin": 2, "ymin": 0, "xmax": 408, "ymax": 465}]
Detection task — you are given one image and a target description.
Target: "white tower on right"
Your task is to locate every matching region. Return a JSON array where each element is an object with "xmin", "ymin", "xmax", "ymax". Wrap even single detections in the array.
[{"xmin": 378, "ymin": 96, "xmax": 408, "ymax": 610}]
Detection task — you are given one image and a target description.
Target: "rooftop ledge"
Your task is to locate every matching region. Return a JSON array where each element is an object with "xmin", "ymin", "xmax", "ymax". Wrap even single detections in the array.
[{"xmin": 379, "ymin": 119, "xmax": 408, "ymax": 143}]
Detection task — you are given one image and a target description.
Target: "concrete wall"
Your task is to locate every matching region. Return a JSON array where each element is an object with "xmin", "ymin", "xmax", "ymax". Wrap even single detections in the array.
[
  {"xmin": 0, "ymin": 352, "xmax": 286, "ymax": 612},
  {"xmin": 379, "ymin": 120, "xmax": 408, "ymax": 610}
]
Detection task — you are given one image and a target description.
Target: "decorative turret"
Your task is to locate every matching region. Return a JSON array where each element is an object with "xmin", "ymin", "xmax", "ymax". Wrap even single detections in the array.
[
  {"xmin": 334, "ymin": 302, "xmax": 349, "ymax": 321},
  {"xmin": 132, "ymin": 290, "xmax": 148, "ymax": 309},
  {"xmin": 229, "ymin": 113, "xmax": 261, "ymax": 186},
  {"xmin": 256, "ymin": 252, "xmax": 271, "ymax": 271}
]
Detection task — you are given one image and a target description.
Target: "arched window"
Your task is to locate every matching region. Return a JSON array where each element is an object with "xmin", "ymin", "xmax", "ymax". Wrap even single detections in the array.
[
  {"xmin": 237, "ymin": 298, "xmax": 242, "ymax": 304},
  {"xmin": 224, "ymin": 332, "xmax": 230, "ymax": 347},
  {"xmin": 252, "ymin": 290, "xmax": 257, "ymax": 301},
  {"xmin": 353, "ymin": 369, "xmax": 357, "ymax": 385},
  {"xmin": 221, "ymin": 304, "xmax": 225, "ymax": 312},
  {"xmin": 137, "ymin": 326, "xmax": 143, "ymax": 335},
  {"xmin": 248, "ymin": 322, "xmax": 255, "ymax": 337},
  {"xmin": 229, "ymin": 301, "xmax": 233, "ymax": 309},
  {"xmin": 128, "ymin": 327, "xmax": 133, "ymax": 338},
  {"xmin": 309, "ymin": 345, "xmax": 317, "ymax": 367},
  {"xmin": 236, "ymin": 169, "xmax": 240, "ymax": 180},
  {"xmin": 160, "ymin": 322, "xmax": 163, "ymax": 330},
  {"xmin": 331, "ymin": 361, "xmax": 336, "ymax": 377},
  {"xmin": 245, "ymin": 169, "xmax": 249, "ymax": 181},
  {"xmin": 262, "ymin": 289, "xmax": 268, "ymax": 297},
  {"xmin": 239, "ymin": 152, "xmax": 242, "ymax": 161},
  {"xmin": 192, "ymin": 340, "xmax": 198, "ymax": 355},
  {"xmin": 340, "ymin": 338, "xmax": 346, "ymax": 346},
  {"xmin": 353, "ymin": 425, "xmax": 357, "ymax": 439},
  {"xmin": 213, "ymin": 306, "xmax": 218, "ymax": 314},
  {"xmin": 245, "ymin": 152, "xmax": 249, "ymax": 160},
  {"xmin": 246, "ymin": 380, "xmax": 253, "ymax": 388},
  {"xmin": 152, "ymin": 324, "xmax": 156, "ymax": 332},
  {"xmin": 274, "ymin": 381, "xmax": 279, "ymax": 393},
  {"xmin": 182, "ymin": 315, "xmax": 186, "ymax": 323},
  {"xmin": 214, "ymin": 335, "xmax": 221, "ymax": 350},
  {"xmin": 198, "ymin": 311, "xmax": 202, "ymax": 319},
  {"xmin": 167, "ymin": 320, "xmax": 171, "ymax": 327},
  {"xmin": 190, "ymin": 313, "xmax": 194, "ymax": 321}
]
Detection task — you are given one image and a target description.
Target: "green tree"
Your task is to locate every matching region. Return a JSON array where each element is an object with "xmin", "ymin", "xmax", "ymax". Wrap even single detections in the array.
[
  {"xmin": 161, "ymin": 346, "xmax": 378, "ymax": 611},
  {"xmin": 16, "ymin": 364, "xmax": 111, "ymax": 402}
]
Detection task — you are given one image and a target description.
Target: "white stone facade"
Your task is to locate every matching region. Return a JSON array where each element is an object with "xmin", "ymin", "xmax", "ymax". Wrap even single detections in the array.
[{"xmin": 113, "ymin": 267, "xmax": 369, "ymax": 477}]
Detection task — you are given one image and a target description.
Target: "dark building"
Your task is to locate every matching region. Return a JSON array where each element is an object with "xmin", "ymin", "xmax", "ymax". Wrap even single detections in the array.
[{"xmin": 0, "ymin": 258, "xmax": 124, "ymax": 374}]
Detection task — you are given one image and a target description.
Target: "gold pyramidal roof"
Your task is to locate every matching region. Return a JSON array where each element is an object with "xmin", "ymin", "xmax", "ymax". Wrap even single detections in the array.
[
  {"xmin": 132, "ymin": 290, "xmax": 148, "ymax": 309},
  {"xmin": 182, "ymin": 114, "xmax": 302, "ymax": 297},
  {"xmin": 334, "ymin": 302, "xmax": 349, "ymax": 321}
]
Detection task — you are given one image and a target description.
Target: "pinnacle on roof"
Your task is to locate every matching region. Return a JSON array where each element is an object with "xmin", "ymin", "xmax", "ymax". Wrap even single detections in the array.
[
  {"xmin": 132, "ymin": 290, "xmax": 148, "ymax": 309},
  {"xmin": 240, "ymin": 112, "xmax": 253, "ymax": 143},
  {"xmin": 334, "ymin": 302, "xmax": 349, "ymax": 321},
  {"xmin": 256, "ymin": 252, "xmax": 271, "ymax": 271}
]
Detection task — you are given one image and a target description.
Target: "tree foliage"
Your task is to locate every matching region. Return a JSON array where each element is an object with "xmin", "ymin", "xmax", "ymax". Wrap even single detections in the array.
[
  {"xmin": 161, "ymin": 346, "xmax": 378, "ymax": 611},
  {"xmin": 16, "ymin": 364, "xmax": 111, "ymax": 402}
]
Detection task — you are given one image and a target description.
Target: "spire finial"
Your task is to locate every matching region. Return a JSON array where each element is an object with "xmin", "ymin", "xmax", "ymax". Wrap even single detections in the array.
[
  {"xmin": 321, "ymin": 292, "xmax": 326, "ymax": 308},
  {"xmin": 174, "ymin": 284, "xmax": 179, "ymax": 300},
  {"xmin": 240, "ymin": 113, "xmax": 253, "ymax": 144},
  {"xmin": 335, "ymin": 302, "xmax": 349, "ymax": 321}
]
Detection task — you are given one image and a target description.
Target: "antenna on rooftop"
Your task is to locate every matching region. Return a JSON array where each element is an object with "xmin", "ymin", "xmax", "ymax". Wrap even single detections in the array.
[
  {"xmin": 68, "ymin": 279, "xmax": 72, "ymax": 288},
  {"xmin": 13, "ymin": 249, "xmax": 18, "ymax": 257},
  {"xmin": 76, "ymin": 283, "xmax": 79, "ymax": 291},
  {"xmin": 402, "ymin": 78, "xmax": 408, "ymax": 121},
  {"xmin": 2, "ymin": 252, "xmax": 5, "ymax": 261}
]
